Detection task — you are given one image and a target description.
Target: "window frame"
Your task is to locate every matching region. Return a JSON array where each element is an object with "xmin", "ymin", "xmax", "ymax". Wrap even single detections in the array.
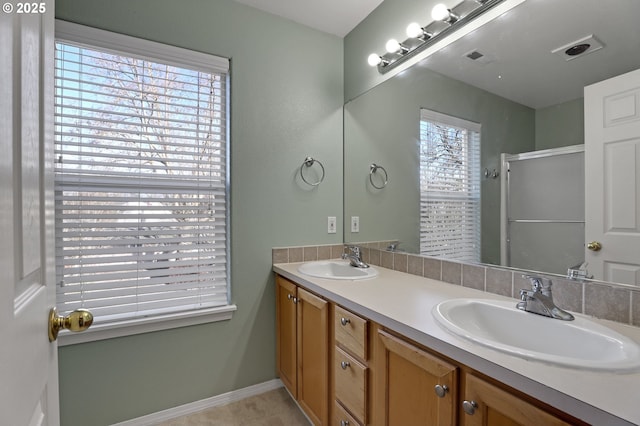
[
  {"xmin": 54, "ymin": 20, "xmax": 235, "ymax": 345},
  {"xmin": 419, "ymin": 108, "xmax": 481, "ymax": 263}
]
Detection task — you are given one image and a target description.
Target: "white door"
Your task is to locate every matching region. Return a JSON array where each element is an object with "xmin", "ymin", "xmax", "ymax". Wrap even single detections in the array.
[
  {"xmin": 0, "ymin": 2, "xmax": 59, "ymax": 425},
  {"xmin": 585, "ymin": 68, "xmax": 640, "ymax": 285}
]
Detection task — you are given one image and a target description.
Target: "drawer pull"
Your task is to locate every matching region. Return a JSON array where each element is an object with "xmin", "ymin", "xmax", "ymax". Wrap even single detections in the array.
[
  {"xmin": 340, "ymin": 360, "xmax": 351, "ymax": 370},
  {"xmin": 462, "ymin": 400, "xmax": 478, "ymax": 416},
  {"xmin": 340, "ymin": 317, "xmax": 351, "ymax": 326},
  {"xmin": 340, "ymin": 421, "xmax": 350, "ymax": 426},
  {"xmin": 434, "ymin": 384, "xmax": 449, "ymax": 398}
]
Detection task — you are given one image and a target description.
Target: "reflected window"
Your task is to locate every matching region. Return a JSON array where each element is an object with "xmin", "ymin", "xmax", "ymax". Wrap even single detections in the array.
[{"xmin": 419, "ymin": 109, "xmax": 481, "ymax": 262}]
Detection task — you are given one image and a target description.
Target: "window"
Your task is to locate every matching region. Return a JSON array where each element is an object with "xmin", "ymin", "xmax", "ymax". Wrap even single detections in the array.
[
  {"xmin": 54, "ymin": 22, "xmax": 231, "ymax": 334},
  {"xmin": 419, "ymin": 109, "xmax": 481, "ymax": 263}
]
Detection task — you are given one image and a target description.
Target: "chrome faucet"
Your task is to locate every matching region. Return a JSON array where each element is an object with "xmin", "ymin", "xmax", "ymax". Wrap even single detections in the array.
[
  {"xmin": 342, "ymin": 245, "xmax": 370, "ymax": 268},
  {"xmin": 516, "ymin": 275, "xmax": 574, "ymax": 321}
]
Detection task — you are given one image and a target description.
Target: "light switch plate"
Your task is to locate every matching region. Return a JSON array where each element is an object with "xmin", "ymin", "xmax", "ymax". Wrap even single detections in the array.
[
  {"xmin": 351, "ymin": 216, "xmax": 359, "ymax": 233},
  {"xmin": 328, "ymin": 216, "xmax": 337, "ymax": 234}
]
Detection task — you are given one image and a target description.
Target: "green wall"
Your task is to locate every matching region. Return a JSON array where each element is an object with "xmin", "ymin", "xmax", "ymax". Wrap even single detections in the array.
[
  {"xmin": 535, "ymin": 97, "xmax": 585, "ymax": 150},
  {"xmin": 55, "ymin": 1, "xmax": 343, "ymax": 424}
]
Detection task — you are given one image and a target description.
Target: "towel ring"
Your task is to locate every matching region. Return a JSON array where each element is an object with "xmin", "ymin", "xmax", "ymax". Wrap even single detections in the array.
[
  {"xmin": 369, "ymin": 163, "xmax": 388, "ymax": 189},
  {"xmin": 300, "ymin": 156, "xmax": 325, "ymax": 186}
]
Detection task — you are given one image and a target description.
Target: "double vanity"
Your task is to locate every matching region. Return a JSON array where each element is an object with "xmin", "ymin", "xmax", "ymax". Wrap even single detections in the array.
[{"xmin": 273, "ymin": 258, "xmax": 640, "ymax": 425}]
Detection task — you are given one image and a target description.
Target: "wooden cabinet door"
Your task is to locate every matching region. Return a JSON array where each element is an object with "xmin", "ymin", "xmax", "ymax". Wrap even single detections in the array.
[
  {"xmin": 375, "ymin": 330, "xmax": 458, "ymax": 426},
  {"xmin": 462, "ymin": 373, "xmax": 574, "ymax": 426},
  {"xmin": 297, "ymin": 287, "xmax": 329, "ymax": 425},
  {"xmin": 276, "ymin": 276, "xmax": 298, "ymax": 398}
]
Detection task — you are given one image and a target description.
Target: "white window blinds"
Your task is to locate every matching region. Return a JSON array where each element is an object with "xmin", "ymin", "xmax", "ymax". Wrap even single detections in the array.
[
  {"xmin": 54, "ymin": 24, "xmax": 230, "ymax": 324},
  {"xmin": 419, "ymin": 109, "xmax": 481, "ymax": 263}
]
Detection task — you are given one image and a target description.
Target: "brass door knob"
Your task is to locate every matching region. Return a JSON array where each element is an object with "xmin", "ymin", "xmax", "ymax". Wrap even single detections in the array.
[
  {"xmin": 48, "ymin": 307, "xmax": 94, "ymax": 342},
  {"xmin": 587, "ymin": 241, "xmax": 602, "ymax": 251}
]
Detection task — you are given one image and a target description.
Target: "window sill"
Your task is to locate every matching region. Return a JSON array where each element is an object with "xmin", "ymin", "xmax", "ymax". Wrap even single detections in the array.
[{"xmin": 57, "ymin": 304, "xmax": 237, "ymax": 347}]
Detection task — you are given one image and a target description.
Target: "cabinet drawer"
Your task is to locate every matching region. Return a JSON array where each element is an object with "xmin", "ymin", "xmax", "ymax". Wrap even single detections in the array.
[
  {"xmin": 334, "ymin": 305, "xmax": 368, "ymax": 360},
  {"xmin": 335, "ymin": 347, "xmax": 367, "ymax": 423},
  {"xmin": 334, "ymin": 400, "xmax": 363, "ymax": 426}
]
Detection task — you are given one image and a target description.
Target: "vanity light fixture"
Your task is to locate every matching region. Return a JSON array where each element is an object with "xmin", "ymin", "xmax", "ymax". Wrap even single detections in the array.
[
  {"xmin": 367, "ymin": 0, "xmax": 506, "ymax": 74},
  {"xmin": 406, "ymin": 22, "xmax": 433, "ymax": 40},
  {"xmin": 367, "ymin": 53, "xmax": 389, "ymax": 67},
  {"xmin": 385, "ymin": 38, "xmax": 409, "ymax": 54},
  {"xmin": 431, "ymin": 3, "xmax": 459, "ymax": 23}
]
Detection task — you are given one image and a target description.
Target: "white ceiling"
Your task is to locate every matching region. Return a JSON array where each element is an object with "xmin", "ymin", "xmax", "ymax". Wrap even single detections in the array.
[
  {"xmin": 423, "ymin": 0, "xmax": 640, "ymax": 108},
  {"xmin": 232, "ymin": 0, "xmax": 384, "ymax": 37}
]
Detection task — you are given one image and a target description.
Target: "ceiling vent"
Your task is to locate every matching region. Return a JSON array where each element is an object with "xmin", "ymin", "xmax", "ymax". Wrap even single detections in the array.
[
  {"xmin": 464, "ymin": 49, "xmax": 495, "ymax": 65},
  {"xmin": 552, "ymin": 34, "xmax": 604, "ymax": 61}
]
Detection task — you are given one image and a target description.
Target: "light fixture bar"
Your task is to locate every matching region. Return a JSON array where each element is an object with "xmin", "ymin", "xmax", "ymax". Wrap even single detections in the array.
[{"xmin": 371, "ymin": 0, "xmax": 506, "ymax": 74}]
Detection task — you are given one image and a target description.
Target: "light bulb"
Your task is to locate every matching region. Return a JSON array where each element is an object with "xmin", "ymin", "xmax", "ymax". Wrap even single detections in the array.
[
  {"xmin": 385, "ymin": 39, "xmax": 401, "ymax": 54},
  {"xmin": 431, "ymin": 3, "xmax": 451, "ymax": 21},
  {"xmin": 367, "ymin": 53, "xmax": 382, "ymax": 67},
  {"xmin": 406, "ymin": 22, "xmax": 423, "ymax": 38}
]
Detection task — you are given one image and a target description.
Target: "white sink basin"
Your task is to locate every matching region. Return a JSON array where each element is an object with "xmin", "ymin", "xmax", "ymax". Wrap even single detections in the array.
[
  {"xmin": 297, "ymin": 260, "xmax": 378, "ymax": 280},
  {"xmin": 433, "ymin": 298, "xmax": 640, "ymax": 372}
]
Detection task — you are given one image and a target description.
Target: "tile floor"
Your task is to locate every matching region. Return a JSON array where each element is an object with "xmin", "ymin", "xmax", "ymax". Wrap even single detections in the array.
[{"xmin": 156, "ymin": 387, "xmax": 310, "ymax": 425}]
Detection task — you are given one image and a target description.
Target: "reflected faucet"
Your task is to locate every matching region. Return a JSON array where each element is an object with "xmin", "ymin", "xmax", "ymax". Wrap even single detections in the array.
[
  {"xmin": 386, "ymin": 241, "xmax": 401, "ymax": 252},
  {"xmin": 342, "ymin": 245, "xmax": 370, "ymax": 268},
  {"xmin": 567, "ymin": 262, "xmax": 592, "ymax": 280},
  {"xmin": 516, "ymin": 275, "xmax": 574, "ymax": 321}
]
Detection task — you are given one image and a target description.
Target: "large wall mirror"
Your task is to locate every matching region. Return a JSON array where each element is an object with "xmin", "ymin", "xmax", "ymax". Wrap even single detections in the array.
[{"xmin": 344, "ymin": 0, "xmax": 640, "ymax": 285}]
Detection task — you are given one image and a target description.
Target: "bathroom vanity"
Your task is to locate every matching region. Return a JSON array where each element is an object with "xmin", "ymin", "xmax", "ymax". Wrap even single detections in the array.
[{"xmin": 273, "ymin": 261, "xmax": 640, "ymax": 426}]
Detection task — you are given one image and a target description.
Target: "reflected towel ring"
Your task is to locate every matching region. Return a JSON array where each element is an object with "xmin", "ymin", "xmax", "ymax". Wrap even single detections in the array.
[
  {"xmin": 369, "ymin": 163, "xmax": 388, "ymax": 189},
  {"xmin": 484, "ymin": 167, "xmax": 500, "ymax": 179},
  {"xmin": 300, "ymin": 156, "xmax": 325, "ymax": 186}
]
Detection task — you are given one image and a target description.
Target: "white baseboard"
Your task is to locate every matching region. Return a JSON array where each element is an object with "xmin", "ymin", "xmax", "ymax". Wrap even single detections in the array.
[{"xmin": 111, "ymin": 379, "xmax": 284, "ymax": 426}]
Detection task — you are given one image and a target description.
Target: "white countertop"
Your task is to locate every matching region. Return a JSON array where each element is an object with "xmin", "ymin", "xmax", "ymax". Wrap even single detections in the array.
[{"xmin": 273, "ymin": 261, "xmax": 640, "ymax": 426}]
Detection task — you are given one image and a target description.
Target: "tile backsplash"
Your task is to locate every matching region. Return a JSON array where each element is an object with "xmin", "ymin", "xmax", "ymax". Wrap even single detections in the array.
[{"xmin": 273, "ymin": 243, "xmax": 640, "ymax": 328}]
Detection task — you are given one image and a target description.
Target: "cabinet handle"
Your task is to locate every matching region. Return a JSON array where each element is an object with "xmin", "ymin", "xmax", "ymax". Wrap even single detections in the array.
[
  {"xmin": 434, "ymin": 384, "xmax": 449, "ymax": 398},
  {"xmin": 292, "ymin": 297, "xmax": 298, "ymax": 304},
  {"xmin": 340, "ymin": 317, "xmax": 351, "ymax": 326},
  {"xmin": 462, "ymin": 400, "xmax": 478, "ymax": 416},
  {"xmin": 287, "ymin": 294, "xmax": 293, "ymax": 300},
  {"xmin": 340, "ymin": 421, "xmax": 350, "ymax": 426},
  {"xmin": 340, "ymin": 361, "xmax": 350, "ymax": 370}
]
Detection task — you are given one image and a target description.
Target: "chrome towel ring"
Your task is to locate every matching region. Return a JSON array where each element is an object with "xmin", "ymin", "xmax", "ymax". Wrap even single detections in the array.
[
  {"xmin": 369, "ymin": 163, "xmax": 388, "ymax": 189},
  {"xmin": 300, "ymin": 156, "xmax": 325, "ymax": 186}
]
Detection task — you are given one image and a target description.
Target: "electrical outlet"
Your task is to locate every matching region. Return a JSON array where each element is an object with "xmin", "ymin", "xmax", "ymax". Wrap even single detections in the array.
[
  {"xmin": 351, "ymin": 216, "xmax": 359, "ymax": 233},
  {"xmin": 327, "ymin": 216, "xmax": 337, "ymax": 234}
]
